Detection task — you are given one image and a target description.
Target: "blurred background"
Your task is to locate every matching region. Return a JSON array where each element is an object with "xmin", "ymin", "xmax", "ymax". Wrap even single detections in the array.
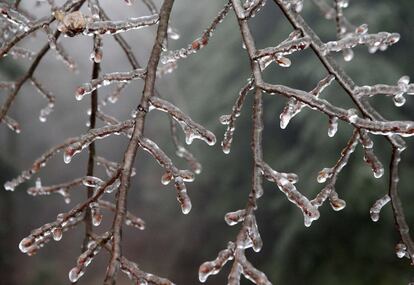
[{"xmin": 1, "ymin": 0, "xmax": 414, "ymax": 284}]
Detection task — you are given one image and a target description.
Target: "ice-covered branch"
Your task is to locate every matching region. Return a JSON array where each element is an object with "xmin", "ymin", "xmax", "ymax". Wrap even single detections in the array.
[
  {"xmin": 63, "ymin": 120, "xmax": 135, "ymax": 164},
  {"xmin": 160, "ymin": 1, "xmax": 232, "ymax": 64},
  {"xmin": 18, "ymin": 171, "xmax": 120, "ymax": 256},
  {"xmin": 75, "ymin": 69, "xmax": 146, "ymax": 100},
  {"xmin": 312, "ymin": 130, "xmax": 359, "ymax": 209},
  {"xmin": 220, "ymin": 77, "xmax": 254, "ymax": 154},
  {"xmin": 27, "ymin": 177, "xmax": 84, "ymax": 203},
  {"xmin": 279, "ymin": 74, "xmax": 334, "ymax": 129},
  {"xmin": 55, "ymin": 9, "xmax": 159, "ymax": 36},
  {"xmin": 149, "ymin": 96, "xmax": 217, "ymax": 145}
]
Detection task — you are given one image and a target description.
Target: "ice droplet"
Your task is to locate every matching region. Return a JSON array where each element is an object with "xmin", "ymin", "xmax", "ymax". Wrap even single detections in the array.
[
  {"xmin": 224, "ymin": 209, "xmax": 246, "ymax": 226},
  {"xmin": 330, "ymin": 196, "xmax": 346, "ymax": 211},
  {"xmin": 343, "ymin": 48, "xmax": 354, "ymax": 62},
  {"xmin": 346, "ymin": 109, "xmax": 358, "ymax": 123},
  {"xmin": 52, "ymin": 227, "xmax": 63, "ymax": 241},
  {"xmin": 68, "ymin": 267, "xmax": 81, "ymax": 283},
  {"xmin": 19, "ymin": 237, "xmax": 33, "ymax": 253},
  {"xmin": 63, "ymin": 147, "xmax": 75, "ymax": 164},
  {"xmin": 373, "ymin": 167, "xmax": 384, "ymax": 178},
  {"xmin": 92, "ymin": 213, "xmax": 102, "ymax": 226},
  {"xmin": 395, "ymin": 243, "xmax": 407, "ymax": 259},
  {"xmin": 393, "ymin": 94, "xmax": 406, "ymax": 107},
  {"xmin": 317, "ymin": 168, "xmax": 332, "ymax": 183},
  {"xmin": 161, "ymin": 172, "xmax": 173, "ymax": 185},
  {"xmin": 35, "ymin": 177, "xmax": 42, "ymax": 189},
  {"xmin": 4, "ymin": 181, "xmax": 16, "ymax": 191},
  {"xmin": 328, "ymin": 116, "xmax": 338, "ymax": 137}
]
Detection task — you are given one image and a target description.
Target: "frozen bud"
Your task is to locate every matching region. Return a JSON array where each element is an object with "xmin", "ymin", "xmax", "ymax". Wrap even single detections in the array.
[
  {"xmin": 274, "ymin": 56, "xmax": 291, "ymax": 67},
  {"xmin": 161, "ymin": 172, "xmax": 173, "ymax": 185},
  {"xmin": 68, "ymin": 267, "xmax": 83, "ymax": 283},
  {"xmin": 224, "ymin": 209, "xmax": 246, "ymax": 226},
  {"xmin": 92, "ymin": 212, "xmax": 103, "ymax": 226},
  {"xmin": 52, "ymin": 227, "xmax": 63, "ymax": 241},
  {"xmin": 19, "ymin": 237, "xmax": 33, "ymax": 253},
  {"xmin": 395, "ymin": 243, "xmax": 407, "ymax": 259},
  {"xmin": 63, "ymin": 147, "xmax": 76, "ymax": 164},
  {"xmin": 317, "ymin": 168, "xmax": 332, "ymax": 183},
  {"xmin": 219, "ymin": 114, "xmax": 231, "ymax": 125},
  {"xmin": 355, "ymin": 24, "xmax": 368, "ymax": 35},
  {"xmin": 199, "ymin": 261, "xmax": 216, "ymax": 283},
  {"xmin": 398, "ymin": 75, "xmax": 410, "ymax": 87},
  {"xmin": 393, "ymin": 93, "xmax": 406, "ymax": 107},
  {"xmin": 370, "ymin": 195, "xmax": 390, "ymax": 222},
  {"xmin": 329, "ymin": 192, "xmax": 346, "ymax": 211},
  {"xmin": 179, "ymin": 170, "xmax": 195, "ymax": 182}
]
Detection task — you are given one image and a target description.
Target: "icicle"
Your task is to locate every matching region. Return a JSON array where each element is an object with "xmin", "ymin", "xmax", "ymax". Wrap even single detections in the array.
[
  {"xmin": 245, "ymin": 214, "xmax": 262, "ymax": 252},
  {"xmin": 328, "ymin": 116, "xmax": 338, "ymax": 137},
  {"xmin": 90, "ymin": 34, "xmax": 103, "ymax": 63},
  {"xmin": 279, "ymin": 98, "xmax": 296, "ymax": 129},
  {"xmin": 329, "ymin": 191, "xmax": 346, "ymax": 211},
  {"xmin": 89, "ymin": 202, "xmax": 102, "ymax": 226},
  {"xmin": 87, "ymin": 0, "xmax": 100, "ymax": 20},
  {"xmin": 174, "ymin": 177, "xmax": 192, "ymax": 214},
  {"xmin": 359, "ymin": 130, "xmax": 384, "ymax": 178},
  {"xmin": 370, "ymin": 194, "xmax": 390, "ymax": 222}
]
